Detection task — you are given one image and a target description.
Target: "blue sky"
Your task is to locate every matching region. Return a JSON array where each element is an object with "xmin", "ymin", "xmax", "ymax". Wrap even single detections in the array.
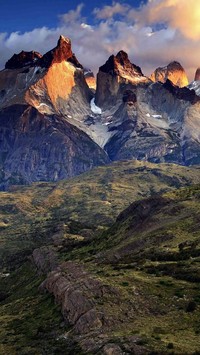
[
  {"xmin": 0, "ymin": 0, "xmax": 199, "ymax": 80},
  {"xmin": 0, "ymin": 0, "xmax": 144, "ymax": 33}
]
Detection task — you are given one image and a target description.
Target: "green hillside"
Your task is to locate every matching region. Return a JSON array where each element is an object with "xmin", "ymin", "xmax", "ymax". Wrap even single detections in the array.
[
  {"xmin": 1, "ymin": 161, "xmax": 200, "ymax": 354},
  {"xmin": 1, "ymin": 160, "xmax": 200, "ymax": 265}
]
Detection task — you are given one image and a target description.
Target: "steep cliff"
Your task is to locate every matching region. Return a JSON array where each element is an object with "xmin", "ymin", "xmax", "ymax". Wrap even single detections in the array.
[
  {"xmin": 103, "ymin": 79, "xmax": 200, "ymax": 165},
  {"xmin": 0, "ymin": 104, "xmax": 109, "ymax": 189}
]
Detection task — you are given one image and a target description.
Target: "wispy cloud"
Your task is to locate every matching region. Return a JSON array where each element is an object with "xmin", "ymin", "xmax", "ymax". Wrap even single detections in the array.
[
  {"xmin": 59, "ymin": 3, "xmax": 85, "ymax": 24},
  {"xmin": 0, "ymin": 1, "xmax": 200, "ymax": 81},
  {"xmin": 93, "ymin": 2, "xmax": 130, "ymax": 19}
]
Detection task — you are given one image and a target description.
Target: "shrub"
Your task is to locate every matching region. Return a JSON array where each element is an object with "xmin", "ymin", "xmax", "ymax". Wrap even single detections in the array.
[
  {"xmin": 167, "ymin": 342, "xmax": 174, "ymax": 349},
  {"xmin": 186, "ymin": 301, "xmax": 197, "ymax": 313}
]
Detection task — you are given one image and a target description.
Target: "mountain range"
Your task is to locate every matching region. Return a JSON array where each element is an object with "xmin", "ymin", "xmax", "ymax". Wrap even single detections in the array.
[{"xmin": 1, "ymin": 35, "xmax": 200, "ymax": 189}]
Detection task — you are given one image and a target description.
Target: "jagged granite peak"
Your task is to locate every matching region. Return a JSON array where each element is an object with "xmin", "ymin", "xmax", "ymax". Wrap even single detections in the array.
[
  {"xmin": 99, "ymin": 50, "xmax": 144, "ymax": 78},
  {"xmin": 0, "ymin": 35, "xmax": 92, "ymax": 119},
  {"xmin": 150, "ymin": 61, "xmax": 188, "ymax": 88},
  {"xmin": 194, "ymin": 68, "xmax": 200, "ymax": 81},
  {"xmin": 5, "ymin": 50, "xmax": 42, "ymax": 69},
  {"xmin": 95, "ymin": 51, "xmax": 148, "ymax": 109},
  {"xmin": 38, "ymin": 35, "xmax": 83, "ymax": 69}
]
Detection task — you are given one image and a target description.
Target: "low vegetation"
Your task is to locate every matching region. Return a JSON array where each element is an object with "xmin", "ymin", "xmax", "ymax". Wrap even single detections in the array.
[{"xmin": 1, "ymin": 160, "xmax": 200, "ymax": 353}]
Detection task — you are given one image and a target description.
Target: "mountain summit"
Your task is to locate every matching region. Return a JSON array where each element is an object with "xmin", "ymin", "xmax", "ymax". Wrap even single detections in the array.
[
  {"xmin": 95, "ymin": 51, "xmax": 148, "ymax": 109},
  {"xmin": 150, "ymin": 61, "xmax": 188, "ymax": 87},
  {"xmin": 0, "ymin": 35, "xmax": 91, "ymax": 115}
]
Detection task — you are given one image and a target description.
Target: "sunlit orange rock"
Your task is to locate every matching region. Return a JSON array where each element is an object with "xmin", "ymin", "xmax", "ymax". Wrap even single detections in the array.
[
  {"xmin": 0, "ymin": 35, "xmax": 91, "ymax": 115},
  {"xmin": 150, "ymin": 61, "xmax": 188, "ymax": 88}
]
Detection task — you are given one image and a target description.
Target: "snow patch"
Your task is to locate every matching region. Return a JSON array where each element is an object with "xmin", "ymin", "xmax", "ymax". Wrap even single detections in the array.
[
  {"xmin": 102, "ymin": 122, "xmax": 113, "ymax": 126},
  {"xmin": 152, "ymin": 114, "xmax": 162, "ymax": 118},
  {"xmin": 90, "ymin": 98, "xmax": 102, "ymax": 115},
  {"xmin": 37, "ymin": 103, "xmax": 50, "ymax": 109}
]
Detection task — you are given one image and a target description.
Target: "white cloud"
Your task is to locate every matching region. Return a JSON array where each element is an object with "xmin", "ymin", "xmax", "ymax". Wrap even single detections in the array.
[
  {"xmin": 130, "ymin": 0, "xmax": 200, "ymax": 40},
  {"xmin": 93, "ymin": 2, "xmax": 130, "ymax": 19},
  {"xmin": 0, "ymin": 1, "xmax": 200, "ymax": 81}
]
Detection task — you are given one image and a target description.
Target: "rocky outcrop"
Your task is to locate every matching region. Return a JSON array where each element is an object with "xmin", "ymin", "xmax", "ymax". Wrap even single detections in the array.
[
  {"xmin": 0, "ymin": 104, "xmax": 109, "ymax": 189},
  {"xmin": 32, "ymin": 246, "xmax": 58, "ymax": 274},
  {"xmin": 150, "ymin": 61, "xmax": 188, "ymax": 87},
  {"xmin": 95, "ymin": 51, "xmax": 149, "ymax": 109},
  {"xmin": 40, "ymin": 261, "xmax": 117, "ymax": 334}
]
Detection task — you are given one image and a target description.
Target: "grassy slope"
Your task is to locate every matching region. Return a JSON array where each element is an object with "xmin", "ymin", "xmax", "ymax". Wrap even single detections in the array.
[
  {"xmin": 1, "ymin": 161, "xmax": 200, "ymax": 354},
  {"xmin": 0, "ymin": 263, "xmax": 84, "ymax": 355},
  {"xmin": 73, "ymin": 186, "xmax": 200, "ymax": 353},
  {"xmin": 1, "ymin": 160, "xmax": 200, "ymax": 265}
]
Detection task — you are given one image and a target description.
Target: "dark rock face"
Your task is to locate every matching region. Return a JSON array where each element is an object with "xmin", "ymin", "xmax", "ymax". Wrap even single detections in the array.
[
  {"xmin": 5, "ymin": 51, "xmax": 42, "ymax": 69},
  {"xmin": 163, "ymin": 79, "xmax": 199, "ymax": 104},
  {"xmin": 0, "ymin": 105, "xmax": 109, "ymax": 189},
  {"xmin": 122, "ymin": 90, "xmax": 137, "ymax": 104}
]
